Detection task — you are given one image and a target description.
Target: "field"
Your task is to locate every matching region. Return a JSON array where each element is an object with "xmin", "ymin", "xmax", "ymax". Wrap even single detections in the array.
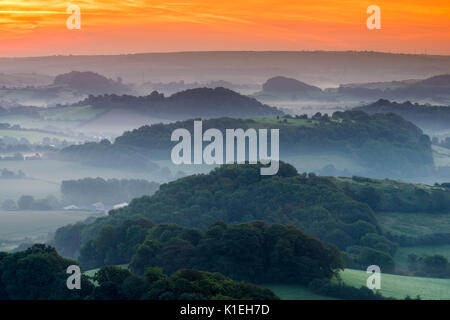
[
  {"xmin": 0, "ymin": 158, "xmax": 177, "ymax": 204},
  {"xmin": 284, "ymin": 153, "xmax": 364, "ymax": 173},
  {"xmin": 0, "ymin": 158, "xmax": 164, "ymax": 182},
  {"xmin": 0, "ymin": 106, "xmax": 105, "ymax": 133},
  {"xmin": 338, "ymin": 269, "xmax": 450, "ymax": 300},
  {"xmin": 0, "ymin": 178, "xmax": 59, "ymax": 203},
  {"xmin": 39, "ymin": 106, "xmax": 105, "ymax": 121},
  {"xmin": 0, "ymin": 129, "xmax": 81, "ymax": 143},
  {"xmin": 265, "ymin": 270, "xmax": 450, "ymax": 300},
  {"xmin": 265, "ymin": 268, "xmax": 450, "ymax": 300},
  {"xmin": 0, "ymin": 159, "xmax": 171, "ymax": 202},
  {"xmin": 0, "ymin": 210, "xmax": 92, "ymax": 242},
  {"xmin": 251, "ymin": 117, "xmax": 318, "ymax": 127},
  {"xmin": 432, "ymin": 145, "xmax": 450, "ymax": 167},
  {"xmin": 0, "ymin": 114, "xmax": 79, "ymax": 131}
]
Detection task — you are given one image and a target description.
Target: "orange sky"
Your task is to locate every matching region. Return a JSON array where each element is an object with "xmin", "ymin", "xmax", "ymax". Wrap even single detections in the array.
[{"xmin": 0, "ymin": 0, "xmax": 449, "ymax": 57}]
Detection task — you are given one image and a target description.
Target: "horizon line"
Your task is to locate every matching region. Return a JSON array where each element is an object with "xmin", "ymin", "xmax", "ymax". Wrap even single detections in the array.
[{"xmin": 1, "ymin": 49, "xmax": 449, "ymax": 59}]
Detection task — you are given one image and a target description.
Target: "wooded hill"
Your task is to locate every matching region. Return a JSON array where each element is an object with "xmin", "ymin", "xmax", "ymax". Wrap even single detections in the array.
[
  {"xmin": 60, "ymin": 110, "xmax": 434, "ymax": 178},
  {"xmin": 53, "ymin": 162, "xmax": 450, "ymax": 275}
]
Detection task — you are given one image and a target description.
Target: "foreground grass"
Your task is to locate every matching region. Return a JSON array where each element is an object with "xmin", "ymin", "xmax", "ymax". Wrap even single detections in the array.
[
  {"xmin": 339, "ymin": 269, "xmax": 450, "ymax": 300},
  {"xmin": 267, "ymin": 269, "xmax": 450, "ymax": 300}
]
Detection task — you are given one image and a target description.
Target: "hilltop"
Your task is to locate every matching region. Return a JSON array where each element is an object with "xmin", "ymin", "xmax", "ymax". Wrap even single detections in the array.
[
  {"xmin": 53, "ymin": 162, "xmax": 450, "ymax": 277},
  {"xmin": 73, "ymin": 87, "xmax": 283, "ymax": 119},
  {"xmin": 354, "ymin": 99, "xmax": 450, "ymax": 131},
  {"xmin": 60, "ymin": 111, "xmax": 434, "ymax": 178}
]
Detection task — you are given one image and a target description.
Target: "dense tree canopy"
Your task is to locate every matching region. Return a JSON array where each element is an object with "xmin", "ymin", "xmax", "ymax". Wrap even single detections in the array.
[
  {"xmin": 0, "ymin": 244, "xmax": 278, "ymax": 300},
  {"xmin": 78, "ymin": 220, "xmax": 344, "ymax": 286},
  {"xmin": 0, "ymin": 244, "xmax": 93, "ymax": 300}
]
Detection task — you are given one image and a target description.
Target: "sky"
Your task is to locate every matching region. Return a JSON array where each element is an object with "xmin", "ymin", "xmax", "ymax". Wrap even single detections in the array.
[{"xmin": 0, "ymin": 0, "xmax": 449, "ymax": 57}]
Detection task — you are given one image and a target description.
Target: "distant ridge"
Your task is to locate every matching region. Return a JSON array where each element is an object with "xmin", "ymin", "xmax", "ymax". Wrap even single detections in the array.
[
  {"xmin": 1, "ymin": 51, "xmax": 449, "ymax": 86},
  {"xmin": 73, "ymin": 87, "xmax": 283, "ymax": 119},
  {"xmin": 354, "ymin": 99, "xmax": 450, "ymax": 130}
]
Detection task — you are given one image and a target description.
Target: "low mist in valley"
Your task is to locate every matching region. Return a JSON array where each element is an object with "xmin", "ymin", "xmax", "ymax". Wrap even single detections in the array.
[{"xmin": 1, "ymin": 51, "xmax": 450, "ymax": 301}]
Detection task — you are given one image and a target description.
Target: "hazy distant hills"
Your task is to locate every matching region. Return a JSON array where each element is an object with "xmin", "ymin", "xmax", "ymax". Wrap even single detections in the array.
[
  {"xmin": 354, "ymin": 99, "xmax": 450, "ymax": 131},
  {"xmin": 60, "ymin": 112, "xmax": 434, "ymax": 179},
  {"xmin": 0, "ymin": 86, "xmax": 283, "ymax": 136},
  {"xmin": 253, "ymin": 74, "xmax": 450, "ymax": 105},
  {"xmin": 53, "ymin": 71, "xmax": 133, "ymax": 96},
  {"xmin": 1, "ymin": 51, "xmax": 450, "ymax": 86},
  {"xmin": 0, "ymin": 73, "xmax": 53, "ymax": 88},
  {"xmin": 0, "ymin": 71, "xmax": 135, "ymax": 107},
  {"xmin": 74, "ymin": 87, "xmax": 283, "ymax": 120},
  {"xmin": 254, "ymin": 76, "xmax": 323, "ymax": 101},
  {"xmin": 337, "ymin": 74, "xmax": 450, "ymax": 104}
]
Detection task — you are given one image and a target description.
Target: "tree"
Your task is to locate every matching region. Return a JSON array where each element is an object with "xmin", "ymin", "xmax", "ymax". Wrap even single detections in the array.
[{"xmin": 17, "ymin": 195, "xmax": 34, "ymax": 210}]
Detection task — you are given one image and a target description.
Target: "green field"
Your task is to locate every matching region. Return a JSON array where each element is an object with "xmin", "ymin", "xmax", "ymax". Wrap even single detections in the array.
[
  {"xmin": 250, "ymin": 117, "xmax": 318, "ymax": 127},
  {"xmin": 39, "ymin": 106, "xmax": 105, "ymax": 121},
  {"xmin": 0, "ymin": 159, "xmax": 163, "ymax": 183},
  {"xmin": 265, "ymin": 269, "xmax": 450, "ymax": 300},
  {"xmin": 0, "ymin": 106, "xmax": 105, "ymax": 132},
  {"xmin": 0, "ymin": 210, "xmax": 92, "ymax": 242},
  {"xmin": 0, "ymin": 178, "xmax": 60, "ymax": 203},
  {"xmin": 339, "ymin": 269, "xmax": 450, "ymax": 300},
  {"xmin": 0, "ymin": 159, "xmax": 165, "ymax": 202},
  {"xmin": 0, "ymin": 129, "xmax": 81, "ymax": 143},
  {"xmin": 433, "ymin": 145, "xmax": 450, "ymax": 167},
  {"xmin": 284, "ymin": 153, "xmax": 364, "ymax": 172}
]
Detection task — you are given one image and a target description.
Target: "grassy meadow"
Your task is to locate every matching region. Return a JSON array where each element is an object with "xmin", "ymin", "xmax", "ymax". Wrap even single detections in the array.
[
  {"xmin": 0, "ymin": 129, "xmax": 81, "ymax": 143},
  {"xmin": 266, "ymin": 269, "xmax": 450, "ymax": 300},
  {"xmin": 338, "ymin": 269, "xmax": 450, "ymax": 300}
]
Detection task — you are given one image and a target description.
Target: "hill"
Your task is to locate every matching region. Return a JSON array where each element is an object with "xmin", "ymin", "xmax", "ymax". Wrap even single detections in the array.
[
  {"xmin": 72, "ymin": 87, "xmax": 283, "ymax": 119},
  {"xmin": 256, "ymin": 76, "xmax": 323, "ymax": 100},
  {"xmin": 354, "ymin": 99, "xmax": 450, "ymax": 131},
  {"xmin": 338, "ymin": 74, "xmax": 450, "ymax": 104},
  {"xmin": 53, "ymin": 162, "xmax": 450, "ymax": 274},
  {"xmin": 60, "ymin": 111, "xmax": 434, "ymax": 178},
  {"xmin": 53, "ymin": 71, "xmax": 133, "ymax": 96}
]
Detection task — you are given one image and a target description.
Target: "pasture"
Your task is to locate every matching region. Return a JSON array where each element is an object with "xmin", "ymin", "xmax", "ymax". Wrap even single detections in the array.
[{"xmin": 338, "ymin": 269, "xmax": 450, "ymax": 300}]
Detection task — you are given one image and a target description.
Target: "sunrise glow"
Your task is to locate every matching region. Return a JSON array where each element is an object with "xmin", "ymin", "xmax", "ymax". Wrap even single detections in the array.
[{"xmin": 0, "ymin": 0, "xmax": 449, "ymax": 56}]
